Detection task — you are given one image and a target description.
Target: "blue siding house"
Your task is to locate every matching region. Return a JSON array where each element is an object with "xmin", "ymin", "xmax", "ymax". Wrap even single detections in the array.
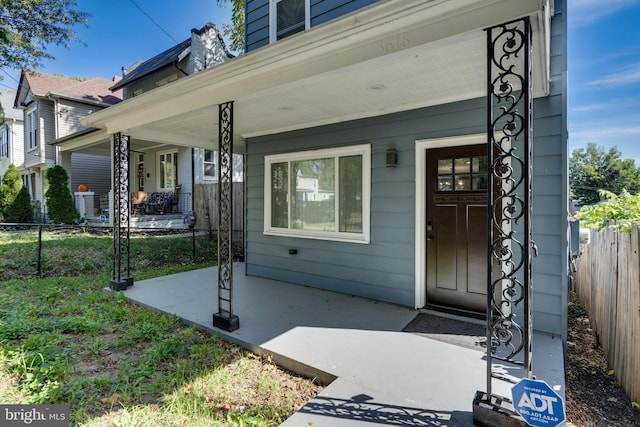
[{"xmin": 82, "ymin": 0, "xmax": 568, "ymax": 342}]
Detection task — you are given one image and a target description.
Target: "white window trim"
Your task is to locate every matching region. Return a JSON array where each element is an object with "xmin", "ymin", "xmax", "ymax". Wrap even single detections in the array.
[
  {"xmin": 414, "ymin": 133, "xmax": 489, "ymax": 309},
  {"xmin": 157, "ymin": 149, "xmax": 178, "ymax": 191},
  {"xmin": 26, "ymin": 107, "xmax": 38, "ymax": 151},
  {"xmin": 264, "ymin": 144, "xmax": 371, "ymax": 244},
  {"xmin": 203, "ymin": 149, "xmax": 217, "ymax": 181},
  {"xmin": 0, "ymin": 125, "xmax": 8, "ymax": 158},
  {"xmin": 269, "ymin": 0, "xmax": 311, "ymax": 44}
]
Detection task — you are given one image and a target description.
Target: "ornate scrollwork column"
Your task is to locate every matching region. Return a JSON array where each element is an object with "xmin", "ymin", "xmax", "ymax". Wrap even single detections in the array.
[
  {"xmin": 110, "ymin": 132, "xmax": 133, "ymax": 290},
  {"xmin": 213, "ymin": 101, "xmax": 239, "ymax": 331},
  {"xmin": 484, "ymin": 17, "xmax": 534, "ymax": 399}
]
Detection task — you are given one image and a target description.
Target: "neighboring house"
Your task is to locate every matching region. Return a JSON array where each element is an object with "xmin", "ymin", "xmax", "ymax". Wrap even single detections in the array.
[
  {"xmin": 54, "ymin": 22, "xmax": 238, "ymax": 226},
  {"xmin": 82, "ymin": 0, "xmax": 568, "ymax": 345},
  {"xmin": 0, "ymin": 90, "xmax": 24, "ymax": 182},
  {"xmin": 12, "ymin": 71, "xmax": 122, "ymax": 219}
]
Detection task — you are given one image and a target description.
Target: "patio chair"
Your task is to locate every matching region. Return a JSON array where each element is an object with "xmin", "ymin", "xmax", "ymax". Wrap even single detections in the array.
[
  {"xmin": 131, "ymin": 191, "xmax": 147, "ymax": 215},
  {"xmin": 167, "ymin": 185, "xmax": 181, "ymax": 213},
  {"xmin": 145, "ymin": 192, "xmax": 161, "ymax": 214}
]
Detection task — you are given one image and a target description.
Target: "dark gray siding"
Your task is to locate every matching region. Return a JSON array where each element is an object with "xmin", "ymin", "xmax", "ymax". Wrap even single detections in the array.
[
  {"xmin": 246, "ymin": 0, "xmax": 270, "ymax": 52},
  {"xmin": 71, "ymin": 153, "xmax": 111, "ymax": 198},
  {"xmin": 246, "ymin": 98, "xmax": 487, "ymax": 307},
  {"xmin": 245, "ymin": 0, "xmax": 380, "ymax": 52},
  {"xmin": 311, "ymin": 0, "xmax": 379, "ymax": 26}
]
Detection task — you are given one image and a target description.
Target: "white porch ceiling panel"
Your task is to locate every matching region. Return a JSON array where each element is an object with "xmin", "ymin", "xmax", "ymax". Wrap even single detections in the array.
[{"xmin": 82, "ymin": 0, "xmax": 551, "ymax": 151}]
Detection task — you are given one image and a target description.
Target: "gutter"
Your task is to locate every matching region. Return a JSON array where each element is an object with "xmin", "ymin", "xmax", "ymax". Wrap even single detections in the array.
[{"xmin": 46, "ymin": 92, "xmax": 118, "ymax": 108}]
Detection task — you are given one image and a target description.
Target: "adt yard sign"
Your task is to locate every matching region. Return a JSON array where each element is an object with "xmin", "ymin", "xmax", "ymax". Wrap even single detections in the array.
[{"xmin": 511, "ymin": 378, "xmax": 565, "ymax": 426}]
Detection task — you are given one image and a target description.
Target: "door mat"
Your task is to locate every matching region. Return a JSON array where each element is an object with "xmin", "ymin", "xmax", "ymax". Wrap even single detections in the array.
[{"xmin": 402, "ymin": 313, "xmax": 487, "ymax": 352}]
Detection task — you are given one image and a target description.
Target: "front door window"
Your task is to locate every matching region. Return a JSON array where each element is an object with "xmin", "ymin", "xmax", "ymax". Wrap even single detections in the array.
[{"xmin": 426, "ymin": 145, "xmax": 488, "ymax": 313}]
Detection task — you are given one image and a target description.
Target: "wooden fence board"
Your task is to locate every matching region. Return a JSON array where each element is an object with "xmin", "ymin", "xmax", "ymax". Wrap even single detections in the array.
[
  {"xmin": 193, "ymin": 183, "xmax": 244, "ymax": 232},
  {"xmin": 574, "ymin": 225, "xmax": 640, "ymax": 403}
]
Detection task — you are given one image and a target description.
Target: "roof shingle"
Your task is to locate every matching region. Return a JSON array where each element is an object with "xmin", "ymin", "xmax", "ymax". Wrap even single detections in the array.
[{"xmin": 19, "ymin": 71, "xmax": 123, "ymax": 106}]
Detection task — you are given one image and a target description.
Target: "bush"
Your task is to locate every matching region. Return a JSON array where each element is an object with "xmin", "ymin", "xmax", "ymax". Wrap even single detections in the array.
[
  {"xmin": 0, "ymin": 164, "xmax": 22, "ymax": 219},
  {"xmin": 575, "ymin": 189, "xmax": 640, "ymax": 232},
  {"xmin": 44, "ymin": 166, "xmax": 78, "ymax": 224},
  {"xmin": 5, "ymin": 186, "xmax": 34, "ymax": 223}
]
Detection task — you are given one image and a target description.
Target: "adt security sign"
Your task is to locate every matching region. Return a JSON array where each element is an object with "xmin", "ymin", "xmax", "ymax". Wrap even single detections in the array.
[
  {"xmin": 100, "ymin": 214, "xmax": 106, "ymax": 224},
  {"xmin": 512, "ymin": 378, "xmax": 565, "ymax": 426}
]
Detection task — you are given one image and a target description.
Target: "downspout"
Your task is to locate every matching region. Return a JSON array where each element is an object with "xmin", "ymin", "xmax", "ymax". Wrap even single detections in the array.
[
  {"xmin": 191, "ymin": 147, "xmax": 195, "ymax": 214},
  {"xmin": 174, "ymin": 60, "xmax": 189, "ymax": 77}
]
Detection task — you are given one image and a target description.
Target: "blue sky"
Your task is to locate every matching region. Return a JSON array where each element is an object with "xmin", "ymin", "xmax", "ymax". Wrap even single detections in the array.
[
  {"xmin": 2, "ymin": 0, "xmax": 639, "ymax": 162},
  {"xmin": 569, "ymin": 0, "xmax": 640, "ymax": 161},
  {"xmin": 0, "ymin": 0, "xmax": 232, "ymax": 88}
]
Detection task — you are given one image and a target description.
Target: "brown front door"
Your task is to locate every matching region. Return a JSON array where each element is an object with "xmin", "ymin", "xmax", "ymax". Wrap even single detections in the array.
[{"xmin": 426, "ymin": 145, "xmax": 488, "ymax": 313}]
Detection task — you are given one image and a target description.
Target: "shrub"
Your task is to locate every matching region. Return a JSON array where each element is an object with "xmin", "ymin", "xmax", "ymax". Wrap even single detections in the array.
[
  {"xmin": 575, "ymin": 189, "xmax": 640, "ymax": 232},
  {"xmin": 0, "ymin": 164, "xmax": 22, "ymax": 219},
  {"xmin": 5, "ymin": 186, "xmax": 34, "ymax": 223},
  {"xmin": 44, "ymin": 166, "xmax": 78, "ymax": 224}
]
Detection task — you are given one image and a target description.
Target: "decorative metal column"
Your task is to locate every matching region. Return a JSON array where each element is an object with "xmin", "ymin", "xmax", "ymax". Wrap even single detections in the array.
[
  {"xmin": 483, "ymin": 16, "xmax": 534, "ymax": 404},
  {"xmin": 212, "ymin": 101, "xmax": 240, "ymax": 331},
  {"xmin": 110, "ymin": 132, "xmax": 133, "ymax": 290}
]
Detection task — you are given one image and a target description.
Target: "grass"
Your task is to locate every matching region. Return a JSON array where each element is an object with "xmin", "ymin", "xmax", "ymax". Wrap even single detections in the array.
[
  {"xmin": 0, "ymin": 229, "xmax": 322, "ymax": 426},
  {"xmin": 0, "ymin": 227, "xmax": 224, "ymax": 281}
]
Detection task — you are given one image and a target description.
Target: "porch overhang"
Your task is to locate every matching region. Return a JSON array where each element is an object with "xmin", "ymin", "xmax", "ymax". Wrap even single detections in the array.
[
  {"xmin": 51, "ymin": 128, "xmax": 109, "ymax": 154},
  {"xmin": 80, "ymin": 0, "xmax": 552, "ymax": 150}
]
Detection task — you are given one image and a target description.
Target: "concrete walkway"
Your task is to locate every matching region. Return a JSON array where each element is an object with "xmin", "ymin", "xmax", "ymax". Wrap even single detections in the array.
[{"xmin": 118, "ymin": 264, "xmax": 566, "ymax": 426}]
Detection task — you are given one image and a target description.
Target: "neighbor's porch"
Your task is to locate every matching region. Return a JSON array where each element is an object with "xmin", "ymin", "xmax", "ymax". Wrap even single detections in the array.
[{"xmin": 117, "ymin": 264, "xmax": 566, "ymax": 427}]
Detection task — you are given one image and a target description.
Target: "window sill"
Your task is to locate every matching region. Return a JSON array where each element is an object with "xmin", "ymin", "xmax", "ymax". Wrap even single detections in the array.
[{"xmin": 264, "ymin": 228, "xmax": 369, "ymax": 244}]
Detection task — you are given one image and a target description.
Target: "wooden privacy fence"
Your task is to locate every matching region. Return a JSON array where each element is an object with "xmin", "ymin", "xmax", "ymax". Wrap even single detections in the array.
[
  {"xmin": 193, "ymin": 183, "xmax": 244, "ymax": 233},
  {"xmin": 574, "ymin": 225, "xmax": 640, "ymax": 403}
]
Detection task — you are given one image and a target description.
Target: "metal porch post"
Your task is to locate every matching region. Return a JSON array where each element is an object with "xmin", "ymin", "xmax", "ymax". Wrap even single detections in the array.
[
  {"xmin": 213, "ymin": 101, "xmax": 240, "ymax": 331},
  {"xmin": 110, "ymin": 132, "xmax": 133, "ymax": 290},
  {"xmin": 474, "ymin": 17, "xmax": 534, "ymax": 418}
]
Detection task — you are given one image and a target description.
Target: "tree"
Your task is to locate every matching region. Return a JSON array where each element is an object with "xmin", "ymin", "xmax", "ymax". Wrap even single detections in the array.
[
  {"xmin": 569, "ymin": 142, "xmax": 640, "ymax": 206},
  {"xmin": 0, "ymin": 164, "xmax": 22, "ymax": 219},
  {"xmin": 217, "ymin": 0, "xmax": 245, "ymax": 53},
  {"xmin": 0, "ymin": 0, "xmax": 88, "ymax": 70},
  {"xmin": 44, "ymin": 165, "xmax": 78, "ymax": 224},
  {"xmin": 576, "ymin": 189, "xmax": 640, "ymax": 232},
  {"xmin": 5, "ymin": 185, "xmax": 33, "ymax": 223}
]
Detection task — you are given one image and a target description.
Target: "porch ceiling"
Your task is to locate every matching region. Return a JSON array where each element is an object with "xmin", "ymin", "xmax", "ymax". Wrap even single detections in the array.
[{"xmin": 80, "ymin": 0, "xmax": 551, "ymax": 152}]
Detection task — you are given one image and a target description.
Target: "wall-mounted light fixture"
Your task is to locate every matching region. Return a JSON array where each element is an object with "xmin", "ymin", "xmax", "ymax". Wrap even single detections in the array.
[{"xmin": 386, "ymin": 148, "xmax": 397, "ymax": 168}]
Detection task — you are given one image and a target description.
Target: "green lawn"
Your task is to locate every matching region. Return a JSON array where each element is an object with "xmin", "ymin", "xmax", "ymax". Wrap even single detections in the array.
[{"xmin": 0, "ymin": 229, "xmax": 321, "ymax": 426}]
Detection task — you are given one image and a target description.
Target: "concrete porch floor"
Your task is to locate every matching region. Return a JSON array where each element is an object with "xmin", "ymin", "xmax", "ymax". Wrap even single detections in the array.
[{"xmin": 117, "ymin": 264, "xmax": 566, "ymax": 426}]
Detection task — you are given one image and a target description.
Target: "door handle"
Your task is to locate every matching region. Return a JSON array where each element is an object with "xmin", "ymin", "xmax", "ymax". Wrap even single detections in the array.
[{"xmin": 427, "ymin": 235, "xmax": 434, "ymax": 241}]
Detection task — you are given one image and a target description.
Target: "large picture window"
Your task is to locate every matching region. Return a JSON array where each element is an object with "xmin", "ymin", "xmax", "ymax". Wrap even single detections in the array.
[
  {"xmin": 264, "ymin": 144, "xmax": 370, "ymax": 243},
  {"xmin": 270, "ymin": 0, "xmax": 309, "ymax": 42}
]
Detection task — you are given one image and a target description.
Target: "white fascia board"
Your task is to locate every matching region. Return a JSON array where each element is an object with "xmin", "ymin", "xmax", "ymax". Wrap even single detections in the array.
[
  {"xmin": 47, "ymin": 92, "xmax": 115, "ymax": 108},
  {"xmin": 54, "ymin": 129, "xmax": 109, "ymax": 152},
  {"xmin": 83, "ymin": 0, "xmax": 547, "ymax": 134},
  {"xmin": 126, "ymin": 128, "xmax": 216, "ymax": 150}
]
